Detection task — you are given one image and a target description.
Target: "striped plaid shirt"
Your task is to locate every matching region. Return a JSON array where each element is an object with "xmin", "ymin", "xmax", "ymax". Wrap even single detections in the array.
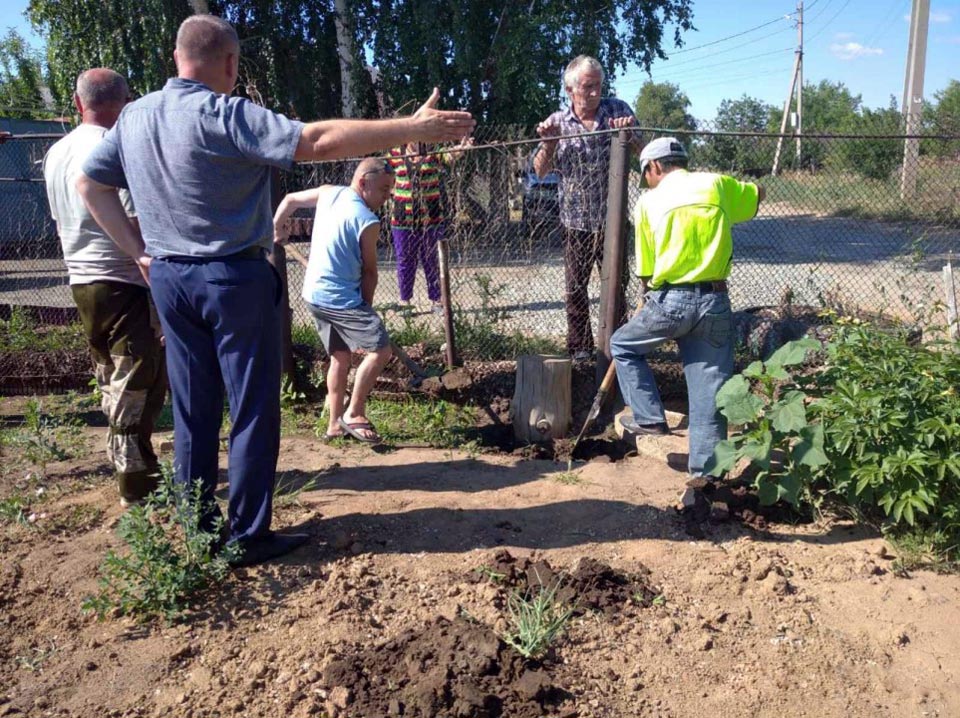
[
  {"xmin": 547, "ymin": 98, "xmax": 637, "ymax": 231},
  {"xmin": 387, "ymin": 147, "xmax": 449, "ymax": 230}
]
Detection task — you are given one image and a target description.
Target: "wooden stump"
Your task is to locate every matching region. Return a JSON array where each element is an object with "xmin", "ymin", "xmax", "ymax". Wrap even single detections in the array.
[{"xmin": 512, "ymin": 355, "xmax": 572, "ymax": 443}]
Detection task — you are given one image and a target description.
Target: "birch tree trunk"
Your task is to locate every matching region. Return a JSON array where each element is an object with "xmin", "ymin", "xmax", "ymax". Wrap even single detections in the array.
[{"xmin": 333, "ymin": 0, "xmax": 358, "ymax": 118}]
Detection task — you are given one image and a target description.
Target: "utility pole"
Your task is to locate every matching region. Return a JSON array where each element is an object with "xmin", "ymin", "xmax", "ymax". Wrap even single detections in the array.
[
  {"xmin": 900, "ymin": 0, "xmax": 930, "ymax": 200},
  {"xmin": 772, "ymin": 1, "xmax": 804, "ymax": 176},
  {"xmin": 795, "ymin": 0, "xmax": 803, "ymax": 166}
]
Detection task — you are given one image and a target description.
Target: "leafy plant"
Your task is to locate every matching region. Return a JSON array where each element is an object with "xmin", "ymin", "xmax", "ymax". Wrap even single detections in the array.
[
  {"xmin": 813, "ymin": 326, "xmax": 960, "ymax": 533},
  {"xmin": 502, "ymin": 578, "xmax": 575, "ymax": 660},
  {"xmin": 706, "ymin": 338, "xmax": 829, "ymax": 507},
  {"xmin": 11, "ymin": 398, "xmax": 84, "ymax": 477},
  {"xmin": 82, "ymin": 464, "xmax": 238, "ymax": 622},
  {"xmin": 365, "ymin": 398, "xmax": 475, "ymax": 448},
  {"xmin": 0, "ymin": 495, "xmax": 29, "ymax": 525},
  {"xmin": 280, "ymin": 375, "xmax": 306, "ymax": 407}
]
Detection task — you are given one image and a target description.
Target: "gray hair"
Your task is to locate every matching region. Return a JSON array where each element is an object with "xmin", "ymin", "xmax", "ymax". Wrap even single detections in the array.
[
  {"xmin": 176, "ymin": 14, "xmax": 239, "ymax": 62},
  {"xmin": 75, "ymin": 68, "xmax": 129, "ymax": 109},
  {"xmin": 563, "ymin": 55, "xmax": 604, "ymax": 91}
]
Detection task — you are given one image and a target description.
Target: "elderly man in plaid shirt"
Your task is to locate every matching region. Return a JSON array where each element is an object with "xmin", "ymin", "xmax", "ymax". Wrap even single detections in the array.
[{"xmin": 534, "ymin": 55, "xmax": 638, "ymax": 361}]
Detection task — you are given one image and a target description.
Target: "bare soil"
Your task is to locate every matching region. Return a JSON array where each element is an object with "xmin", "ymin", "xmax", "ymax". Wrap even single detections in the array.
[{"xmin": 1, "ymin": 418, "xmax": 959, "ymax": 718}]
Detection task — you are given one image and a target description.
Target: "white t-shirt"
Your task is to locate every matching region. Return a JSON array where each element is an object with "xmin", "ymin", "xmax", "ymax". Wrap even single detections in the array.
[{"xmin": 43, "ymin": 123, "xmax": 144, "ymax": 286}]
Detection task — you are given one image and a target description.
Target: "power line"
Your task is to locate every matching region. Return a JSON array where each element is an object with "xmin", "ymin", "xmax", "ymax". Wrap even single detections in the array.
[
  {"xmin": 676, "ymin": 65, "xmax": 795, "ymax": 94},
  {"xmin": 806, "ymin": 0, "xmax": 855, "ymax": 42},
  {"xmin": 663, "ymin": 11, "xmax": 796, "ymax": 57},
  {"xmin": 863, "ymin": 0, "xmax": 908, "ymax": 47},
  {"xmin": 650, "ymin": 47, "xmax": 794, "ymax": 81}
]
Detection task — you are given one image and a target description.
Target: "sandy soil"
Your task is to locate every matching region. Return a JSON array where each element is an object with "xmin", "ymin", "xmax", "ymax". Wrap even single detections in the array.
[{"xmin": 1, "ymin": 419, "xmax": 958, "ymax": 718}]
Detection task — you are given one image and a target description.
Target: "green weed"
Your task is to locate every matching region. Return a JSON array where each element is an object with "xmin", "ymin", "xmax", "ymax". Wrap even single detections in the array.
[
  {"xmin": 365, "ymin": 398, "xmax": 476, "ymax": 448},
  {"xmin": 502, "ymin": 577, "xmax": 575, "ymax": 660},
  {"xmin": 8, "ymin": 398, "xmax": 86, "ymax": 477},
  {"xmin": 82, "ymin": 464, "xmax": 238, "ymax": 622},
  {"xmin": 552, "ymin": 470, "xmax": 585, "ymax": 486}
]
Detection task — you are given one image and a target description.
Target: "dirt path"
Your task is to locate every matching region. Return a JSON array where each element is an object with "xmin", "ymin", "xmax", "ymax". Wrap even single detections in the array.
[{"xmin": 1, "ymin": 430, "xmax": 958, "ymax": 717}]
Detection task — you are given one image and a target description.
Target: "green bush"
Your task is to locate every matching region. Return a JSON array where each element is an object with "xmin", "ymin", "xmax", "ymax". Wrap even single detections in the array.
[
  {"xmin": 82, "ymin": 466, "xmax": 237, "ymax": 622},
  {"xmin": 814, "ymin": 326, "xmax": 960, "ymax": 533},
  {"xmin": 708, "ymin": 327, "xmax": 960, "ymax": 560}
]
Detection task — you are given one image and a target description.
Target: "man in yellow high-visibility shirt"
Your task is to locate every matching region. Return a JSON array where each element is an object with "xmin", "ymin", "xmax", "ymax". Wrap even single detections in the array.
[{"xmin": 611, "ymin": 137, "xmax": 765, "ymax": 477}]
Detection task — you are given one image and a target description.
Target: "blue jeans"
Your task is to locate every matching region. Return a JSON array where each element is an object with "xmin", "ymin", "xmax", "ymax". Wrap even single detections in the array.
[
  {"xmin": 610, "ymin": 287, "xmax": 734, "ymax": 475},
  {"xmin": 150, "ymin": 254, "xmax": 282, "ymax": 543}
]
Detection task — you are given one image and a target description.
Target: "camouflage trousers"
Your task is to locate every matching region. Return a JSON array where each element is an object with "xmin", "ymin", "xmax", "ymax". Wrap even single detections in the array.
[{"xmin": 72, "ymin": 281, "xmax": 167, "ymax": 502}]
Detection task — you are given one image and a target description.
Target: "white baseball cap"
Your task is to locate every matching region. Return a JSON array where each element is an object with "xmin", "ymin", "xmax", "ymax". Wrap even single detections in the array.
[{"xmin": 639, "ymin": 136, "xmax": 689, "ymax": 180}]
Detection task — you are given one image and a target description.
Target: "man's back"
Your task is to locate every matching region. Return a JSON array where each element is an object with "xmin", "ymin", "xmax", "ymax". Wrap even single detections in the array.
[
  {"xmin": 43, "ymin": 124, "xmax": 142, "ymax": 286},
  {"xmin": 83, "ymin": 78, "xmax": 303, "ymax": 258},
  {"xmin": 635, "ymin": 169, "xmax": 759, "ymax": 288},
  {"xmin": 302, "ymin": 186, "xmax": 379, "ymax": 310}
]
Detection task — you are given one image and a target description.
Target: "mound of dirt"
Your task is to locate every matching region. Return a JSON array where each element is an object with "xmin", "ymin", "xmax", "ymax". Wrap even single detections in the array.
[{"xmin": 321, "ymin": 552, "xmax": 659, "ymax": 717}]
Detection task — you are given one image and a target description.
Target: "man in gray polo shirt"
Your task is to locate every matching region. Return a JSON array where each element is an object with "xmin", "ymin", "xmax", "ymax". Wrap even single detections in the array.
[
  {"xmin": 77, "ymin": 14, "xmax": 475, "ymax": 566},
  {"xmin": 43, "ymin": 68, "xmax": 166, "ymax": 507}
]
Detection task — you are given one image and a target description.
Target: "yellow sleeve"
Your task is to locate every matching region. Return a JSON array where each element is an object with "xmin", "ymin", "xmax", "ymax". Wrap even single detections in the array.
[
  {"xmin": 634, "ymin": 200, "xmax": 655, "ymax": 278},
  {"xmin": 719, "ymin": 176, "xmax": 759, "ymax": 224}
]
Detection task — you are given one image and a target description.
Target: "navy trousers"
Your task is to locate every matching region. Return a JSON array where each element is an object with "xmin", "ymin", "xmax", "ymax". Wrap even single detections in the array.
[{"xmin": 150, "ymin": 254, "xmax": 281, "ymax": 543}]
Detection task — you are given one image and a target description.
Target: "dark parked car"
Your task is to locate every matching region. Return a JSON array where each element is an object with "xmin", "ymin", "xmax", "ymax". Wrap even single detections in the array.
[{"xmin": 519, "ymin": 152, "xmax": 560, "ymax": 244}]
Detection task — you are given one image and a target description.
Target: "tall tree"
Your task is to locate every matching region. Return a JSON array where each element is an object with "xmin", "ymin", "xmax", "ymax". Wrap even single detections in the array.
[
  {"xmin": 354, "ymin": 0, "xmax": 695, "ymax": 125},
  {"xmin": 701, "ymin": 94, "xmax": 775, "ymax": 173},
  {"xmin": 633, "ymin": 80, "xmax": 696, "ymax": 131},
  {"xmin": 0, "ymin": 29, "xmax": 51, "ymax": 118}
]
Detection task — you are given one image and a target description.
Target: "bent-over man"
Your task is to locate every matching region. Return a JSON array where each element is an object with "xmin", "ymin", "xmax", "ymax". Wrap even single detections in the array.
[
  {"xmin": 273, "ymin": 158, "xmax": 395, "ymax": 444},
  {"xmin": 77, "ymin": 14, "xmax": 474, "ymax": 566},
  {"xmin": 611, "ymin": 137, "xmax": 765, "ymax": 477},
  {"xmin": 43, "ymin": 68, "xmax": 166, "ymax": 507},
  {"xmin": 534, "ymin": 55, "xmax": 637, "ymax": 360}
]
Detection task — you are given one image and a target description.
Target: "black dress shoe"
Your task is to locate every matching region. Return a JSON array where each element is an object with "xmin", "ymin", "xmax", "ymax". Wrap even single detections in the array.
[
  {"xmin": 620, "ymin": 418, "xmax": 670, "ymax": 436},
  {"xmin": 228, "ymin": 531, "xmax": 309, "ymax": 567}
]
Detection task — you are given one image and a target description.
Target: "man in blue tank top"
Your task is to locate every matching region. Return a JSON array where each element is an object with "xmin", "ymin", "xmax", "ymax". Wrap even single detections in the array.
[{"xmin": 273, "ymin": 158, "xmax": 395, "ymax": 444}]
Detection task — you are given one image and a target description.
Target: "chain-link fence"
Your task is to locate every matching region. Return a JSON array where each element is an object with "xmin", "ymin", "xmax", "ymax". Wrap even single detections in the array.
[{"xmin": 2, "ymin": 122, "xmax": 959, "ymax": 391}]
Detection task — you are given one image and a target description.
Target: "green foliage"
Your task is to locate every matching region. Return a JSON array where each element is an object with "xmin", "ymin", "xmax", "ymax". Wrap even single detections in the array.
[
  {"xmin": 0, "ymin": 495, "xmax": 29, "ymax": 525},
  {"xmin": 454, "ymin": 273, "xmax": 561, "ymax": 361},
  {"xmin": 82, "ymin": 465, "xmax": 238, "ymax": 622},
  {"xmin": 829, "ymin": 99, "xmax": 903, "ymax": 181},
  {"xmin": 700, "ymin": 94, "xmax": 775, "ymax": 173},
  {"xmin": 357, "ymin": 0, "xmax": 693, "ymax": 124},
  {"xmin": 634, "ymin": 81, "xmax": 696, "ymax": 131},
  {"xmin": 770, "ymin": 80, "xmax": 863, "ymax": 171},
  {"xmin": 924, "ymin": 79, "xmax": 960, "ymax": 158},
  {"xmin": 706, "ymin": 338, "xmax": 826, "ymax": 507},
  {"xmin": 0, "ymin": 28, "xmax": 51, "ymax": 117},
  {"xmin": 280, "ymin": 375, "xmax": 306, "ymax": 407},
  {"xmin": 813, "ymin": 326, "xmax": 960, "ymax": 536},
  {"xmin": 9, "ymin": 398, "xmax": 85, "ymax": 477},
  {"xmin": 384, "ymin": 309, "xmax": 442, "ymax": 352},
  {"xmin": 502, "ymin": 579, "xmax": 575, "ymax": 660},
  {"xmin": 364, "ymin": 397, "xmax": 475, "ymax": 448},
  {"xmin": 0, "ymin": 307, "xmax": 86, "ymax": 353}
]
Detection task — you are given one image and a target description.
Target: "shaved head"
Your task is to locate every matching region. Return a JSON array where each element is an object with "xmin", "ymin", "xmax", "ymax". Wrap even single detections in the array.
[
  {"xmin": 75, "ymin": 68, "xmax": 128, "ymax": 111},
  {"xmin": 176, "ymin": 14, "xmax": 239, "ymax": 63},
  {"xmin": 352, "ymin": 157, "xmax": 394, "ymax": 182}
]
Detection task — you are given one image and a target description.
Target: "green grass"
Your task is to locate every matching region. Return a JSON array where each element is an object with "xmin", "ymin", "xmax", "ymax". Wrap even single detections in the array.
[
  {"xmin": 552, "ymin": 470, "xmax": 585, "ymax": 486},
  {"xmin": 363, "ymin": 397, "xmax": 477, "ymax": 448},
  {"xmin": 764, "ymin": 160, "xmax": 960, "ymax": 223},
  {"xmin": 502, "ymin": 578, "xmax": 576, "ymax": 660},
  {"xmin": 0, "ymin": 307, "xmax": 86, "ymax": 353},
  {"xmin": 888, "ymin": 528, "xmax": 960, "ymax": 575}
]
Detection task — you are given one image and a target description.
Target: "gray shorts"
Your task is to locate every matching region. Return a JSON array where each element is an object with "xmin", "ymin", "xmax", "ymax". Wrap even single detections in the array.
[{"xmin": 306, "ymin": 301, "xmax": 389, "ymax": 353}]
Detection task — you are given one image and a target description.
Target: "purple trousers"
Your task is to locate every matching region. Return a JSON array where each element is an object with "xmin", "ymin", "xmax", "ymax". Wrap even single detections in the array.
[{"xmin": 392, "ymin": 225, "xmax": 443, "ymax": 302}]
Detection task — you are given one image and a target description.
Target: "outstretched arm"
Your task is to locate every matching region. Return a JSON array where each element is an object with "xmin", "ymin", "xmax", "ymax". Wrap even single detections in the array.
[{"xmin": 295, "ymin": 89, "xmax": 475, "ymax": 162}]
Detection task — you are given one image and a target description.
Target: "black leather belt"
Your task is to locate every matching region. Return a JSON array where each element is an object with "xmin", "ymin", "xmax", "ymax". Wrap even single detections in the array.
[
  {"xmin": 228, "ymin": 245, "xmax": 267, "ymax": 260},
  {"xmin": 660, "ymin": 280, "xmax": 728, "ymax": 293},
  {"xmin": 157, "ymin": 245, "xmax": 266, "ymax": 262}
]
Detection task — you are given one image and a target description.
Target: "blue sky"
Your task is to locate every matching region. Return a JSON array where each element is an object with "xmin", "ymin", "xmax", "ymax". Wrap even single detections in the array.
[
  {"xmin": 614, "ymin": 0, "xmax": 959, "ymax": 120},
  {"xmin": 6, "ymin": 0, "xmax": 959, "ymax": 122}
]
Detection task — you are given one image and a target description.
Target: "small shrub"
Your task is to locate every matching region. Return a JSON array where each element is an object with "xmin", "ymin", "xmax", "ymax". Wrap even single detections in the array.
[
  {"xmin": 82, "ymin": 465, "xmax": 237, "ymax": 622},
  {"xmin": 706, "ymin": 338, "xmax": 828, "ymax": 507},
  {"xmin": 10, "ymin": 398, "xmax": 85, "ymax": 477}
]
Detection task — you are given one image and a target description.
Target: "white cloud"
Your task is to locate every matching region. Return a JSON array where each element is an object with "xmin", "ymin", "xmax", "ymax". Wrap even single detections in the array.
[{"xmin": 830, "ymin": 42, "xmax": 884, "ymax": 60}]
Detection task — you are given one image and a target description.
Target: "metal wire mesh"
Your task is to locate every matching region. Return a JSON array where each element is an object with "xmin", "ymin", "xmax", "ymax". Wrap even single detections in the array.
[{"xmin": 2, "ymin": 122, "xmax": 959, "ymax": 392}]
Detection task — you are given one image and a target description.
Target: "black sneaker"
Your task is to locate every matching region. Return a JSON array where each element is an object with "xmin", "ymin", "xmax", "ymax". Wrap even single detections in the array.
[
  {"xmin": 227, "ymin": 531, "xmax": 309, "ymax": 567},
  {"xmin": 620, "ymin": 417, "xmax": 670, "ymax": 436}
]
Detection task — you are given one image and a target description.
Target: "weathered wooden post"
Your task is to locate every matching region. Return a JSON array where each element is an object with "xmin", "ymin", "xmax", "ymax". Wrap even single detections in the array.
[
  {"xmin": 512, "ymin": 355, "xmax": 572, "ymax": 443},
  {"xmin": 945, "ymin": 260, "xmax": 959, "ymax": 342},
  {"xmin": 596, "ymin": 129, "xmax": 631, "ymax": 387}
]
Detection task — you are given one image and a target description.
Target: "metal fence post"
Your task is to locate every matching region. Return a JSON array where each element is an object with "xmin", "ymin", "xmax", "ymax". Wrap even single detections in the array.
[
  {"xmin": 269, "ymin": 168, "xmax": 294, "ymax": 378},
  {"xmin": 596, "ymin": 129, "xmax": 631, "ymax": 387}
]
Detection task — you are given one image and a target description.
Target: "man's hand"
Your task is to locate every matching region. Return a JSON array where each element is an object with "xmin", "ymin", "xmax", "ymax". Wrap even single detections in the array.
[
  {"xmin": 536, "ymin": 117, "xmax": 561, "ymax": 140},
  {"xmin": 136, "ymin": 255, "xmax": 152, "ymax": 286},
  {"xmin": 609, "ymin": 116, "xmax": 636, "ymax": 130},
  {"xmin": 411, "ymin": 88, "xmax": 476, "ymax": 143},
  {"xmin": 273, "ymin": 219, "xmax": 291, "ymax": 246}
]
